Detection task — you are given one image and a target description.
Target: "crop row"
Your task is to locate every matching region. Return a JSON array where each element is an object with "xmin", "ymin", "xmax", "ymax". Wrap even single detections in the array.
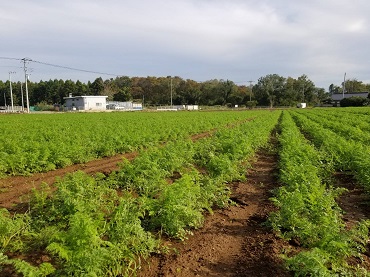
[
  {"xmin": 307, "ymin": 109, "xmax": 370, "ymax": 131},
  {"xmin": 291, "ymin": 111, "xmax": 370, "ymax": 190},
  {"xmin": 0, "ymin": 111, "xmax": 266, "ymax": 177},
  {"xmin": 0, "ymin": 111, "xmax": 280, "ymax": 276},
  {"xmin": 295, "ymin": 110, "xmax": 370, "ymax": 146},
  {"xmin": 270, "ymin": 111, "xmax": 370, "ymax": 276}
]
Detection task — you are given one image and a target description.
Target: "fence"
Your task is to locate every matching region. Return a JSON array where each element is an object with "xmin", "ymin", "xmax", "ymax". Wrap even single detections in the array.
[{"xmin": 0, "ymin": 106, "xmax": 24, "ymax": 113}]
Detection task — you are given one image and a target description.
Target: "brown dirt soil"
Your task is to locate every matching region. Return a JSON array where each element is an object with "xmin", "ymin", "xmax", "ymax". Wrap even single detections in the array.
[
  {"xmin": 0, "ymin": 152, "xmax": 138, "ymax": 209},
  {"xmin": 137, "ymin": 147, "xmax": 292, "ymax": 277},
  {"xmin": 333, "ymin": 172, "xmax": 370, "ymax": 270},
  {"xmin": 334, "ymin": 172, "xmax": 370, "ymax": 228}
]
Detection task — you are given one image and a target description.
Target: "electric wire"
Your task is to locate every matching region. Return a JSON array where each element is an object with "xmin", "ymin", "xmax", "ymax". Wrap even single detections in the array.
[
  {"xmin": 0, "ymin": 57, "xmax": 121, "ymax": 77},
  {"xmin": 31, "ymin": 59, "xmax": 121, "ymax": 77}
]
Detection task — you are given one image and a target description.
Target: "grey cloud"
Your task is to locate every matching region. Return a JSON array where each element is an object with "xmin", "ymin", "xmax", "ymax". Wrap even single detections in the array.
[{"xmin": 1, "ymin": 0, "xmax": 370, "ymax": 89}]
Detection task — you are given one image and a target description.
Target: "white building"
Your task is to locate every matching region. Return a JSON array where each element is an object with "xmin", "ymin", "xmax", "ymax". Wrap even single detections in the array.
[
  {"xmin": 64, "ymin": 95, "xmax": 108, "ymax": 111},
  {"xmin": 106, "ymin": 101, "xmax": 143, "ymax": 110},
  {"xmin": 186, "ymin": 105, "xmax": 199, "ymax": 110}
]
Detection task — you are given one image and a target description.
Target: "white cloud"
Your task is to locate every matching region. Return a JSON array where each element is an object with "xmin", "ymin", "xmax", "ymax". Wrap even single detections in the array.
[{"xmin": 1, "ymin": 0, "xmax": 370, "ymax": 88}]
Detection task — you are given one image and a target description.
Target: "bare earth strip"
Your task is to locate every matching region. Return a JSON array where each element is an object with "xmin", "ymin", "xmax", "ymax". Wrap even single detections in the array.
[
  {"xmin": 0, "ymin": 152, "xmax": 137, "ymax": 209},
  {"xmin": 137, "ymin": 147, "xmax": 291, "ymax": 277},
  {"xmin": 333, "ymin": 172, "xmax": 370, "ymax": 269}
]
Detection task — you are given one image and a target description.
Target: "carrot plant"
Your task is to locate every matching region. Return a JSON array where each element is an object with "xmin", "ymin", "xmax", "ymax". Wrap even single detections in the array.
[
  {"xmin": 0, "ymin": 111, "xmax": 259, "ymax": 177},
  {"xmin": 298, "ymin": 110, "xmax": 370, "ymax": 146},
  {"xmin": 146, "ymin": 172, "xmax": 204, "ymax": 240},
  {"xmin": 0, "ymin": 110, "xmax": 283, "ymax": 275},
  {"xmin": 0, "ymin": 208, "xmax": 55, "ymax": 276},
  {"xmin": 270, "ymin": 111, "xmax": 370, "ymax": 275},
  {"xmin": 20, "ymin": 172, "xmax": 159, "ymax": 276},
  {"xmin": 292, "ymin": 111, "xmax": 370, "ymax": 190}
]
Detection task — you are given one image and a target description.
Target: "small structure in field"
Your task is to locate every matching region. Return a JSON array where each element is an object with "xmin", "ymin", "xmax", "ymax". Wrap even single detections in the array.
[
  {"xmin": 297, "ymin": 103, "xmax": 307, "ymax": 108},
  {"xmin": 64, "ymin": 94, "xmax": 108, "ymax": 111}
]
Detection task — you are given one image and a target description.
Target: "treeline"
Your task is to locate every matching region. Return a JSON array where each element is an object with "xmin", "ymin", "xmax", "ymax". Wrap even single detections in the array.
[
  {"xmin": 329, "ymin": 78, "xmax": 370, "ymax": 94},
  {"xmin": 0, "ymin": 74, "xmax": 331, "ymax": 107}
]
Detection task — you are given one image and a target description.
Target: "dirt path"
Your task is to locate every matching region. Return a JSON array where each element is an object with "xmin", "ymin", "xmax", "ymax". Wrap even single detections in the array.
[
  {"xmin": 0, "ymin": 152, "xmax": 138, "ymax": 209},
  {"xmin": 334, "ymin": 172, "xmax": 370, "ymax": 228},
  {"xmin": 137, "ymin": 147, "xmax": 291, "ymax": 277},
  {"xmin": 332, "ymin": 172, "xmax": 370, "ymax": 270}
]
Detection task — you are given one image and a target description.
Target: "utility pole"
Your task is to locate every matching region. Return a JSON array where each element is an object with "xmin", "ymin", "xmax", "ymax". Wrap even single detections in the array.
[
  {"xmin": 9, "ymin": 71, "xmax": 16, "ymax": 111},
  {"xmin": 22, "ymin": 58, "xmax": 30, "ymax": 113},
  {"xmin": 248, "ymin": 80, "xmax": 254, "ymax": 101},
  {"xmin": 20, "ymin": 82, "xmax": 24, "ymax": 112},
  {"xmin": 342, "ymin": 72, "xmax": 346, "ymax": 99},
  {"xmin": 170, "ymin": 77, "xmax": 173, "ymax": 107}
]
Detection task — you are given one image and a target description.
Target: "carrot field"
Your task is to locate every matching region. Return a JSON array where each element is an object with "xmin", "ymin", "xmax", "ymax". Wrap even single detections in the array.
[{"xmin": 1, "ymin": 108, "xmax": 370, "ymax": 276}]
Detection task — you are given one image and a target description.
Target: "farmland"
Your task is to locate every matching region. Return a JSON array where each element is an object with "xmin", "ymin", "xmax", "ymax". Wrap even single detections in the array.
[{"xmin": 1, "ymin": 108, "xmax": 370, "ymax": 276}]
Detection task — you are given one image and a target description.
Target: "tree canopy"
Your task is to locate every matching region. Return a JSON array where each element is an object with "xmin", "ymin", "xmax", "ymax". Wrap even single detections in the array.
[{"xmin": 0, "ymin": 73, "xmax": 339, "ymax": 107}]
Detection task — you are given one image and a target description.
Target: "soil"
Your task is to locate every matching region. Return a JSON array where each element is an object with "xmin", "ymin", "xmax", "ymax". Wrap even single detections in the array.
[
  {"xmin": 0, "ymin": 152, "xmax": 138, "ymax": 210},
  {"xmin": 0, "ymin": 128, "xmax": 292, "ymax": 276},
  {"xmin": 332, "ymin": 172, "xmax": 370, "ymax": 271},
  {"xmin": 333, "ymin": 172, "xmax": 370, "ymax": 228},
  {"xmin": 137, "ymin": 147, "xmax": 292, "ymax": 277},
  {"xmin": 1, "ymin": 138, "xmax": 292, "ymax": 277}
]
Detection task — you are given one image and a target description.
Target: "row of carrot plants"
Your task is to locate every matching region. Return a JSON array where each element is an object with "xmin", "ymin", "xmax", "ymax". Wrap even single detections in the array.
[
  {"xmin": 269, "ymin": 111, "xmax": 370, "ymax": 276},
  {"xmin": 291, "ymin": 111, "xmax": 370, "ymax": 190},
  {"xmin": 0, "ymin": 111, "xmax": 261, "ymax": 177},
  {"xmin": 339, "ymin": 107, "xmax": 370, "ymax": 116},
  {"xmin": 0, "ymin": 111, "xmax": 280, "ymax": 276},
  {"xmin": 311, "ymin": 108, "xmax": 370, "ymax": 127},
  {"xmin": 296, "ymin": 110, "xmax": 370, "ymax": 146}
]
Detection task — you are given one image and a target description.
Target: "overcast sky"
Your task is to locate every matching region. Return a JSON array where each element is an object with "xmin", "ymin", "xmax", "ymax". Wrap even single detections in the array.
[{"xmin": 1, "ymin": 0, "xmax": 369, "ymax": 89}]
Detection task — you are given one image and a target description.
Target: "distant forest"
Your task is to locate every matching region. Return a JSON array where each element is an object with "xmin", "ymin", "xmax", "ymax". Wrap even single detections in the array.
[{"xmin": 1, "ymin": 74, "xmax": 369, "ymax": 108}]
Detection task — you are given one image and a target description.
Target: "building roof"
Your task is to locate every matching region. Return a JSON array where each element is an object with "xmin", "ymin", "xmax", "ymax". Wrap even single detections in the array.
[
  {"xmin": 331, "ymin": 92, "xmax": 369, "ymax": 101},
  {"xmin": 63, "ymin": 95, "xmax": 108, "ymax": 99}
]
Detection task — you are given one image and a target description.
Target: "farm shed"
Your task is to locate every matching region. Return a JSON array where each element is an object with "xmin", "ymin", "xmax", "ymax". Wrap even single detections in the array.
[
  {"xmin": 331, "ymin": 92, "xmax": 369, "ymax": 106},
  {"xmin": 64, "ymin": 95, "xmax": 108, "ymax": 111}
]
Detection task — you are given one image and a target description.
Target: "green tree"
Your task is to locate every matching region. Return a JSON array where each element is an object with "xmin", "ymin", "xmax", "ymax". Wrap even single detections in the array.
[
  {"xmin": 220, "ymin": 79, "xmax": 238, "ymax": 105},
  {"xmin": 0, "ymin": 80, "xmax": 6, "ymax": 106},
  {"xmin": 199, "ymin": 80, "xmax": 220, "ymax": 105},
  {"xmin": 280, "ymin": 77, "xmax": 300, "ymax": 106},
  {"xmin": 113, "ymin": 89, "xmax": 132, "ymax": 102},
  {"xmin": 89, "ymin": 77, "xmax": 105, "ymax": 95},
  {"xmin": 176, "ymin": 79, "xmax": 202, "ymax": 105},
  {"xmin": 343, "ymin": 78, "xmax": 368, "ymax": 94},
  {"xmin": 295, "ymin": 74, "xmax": 315, "ymax": 103},
  {"xmin": 254, "ymin": 74, "xmax": 286, "ymax": 108},
  {"xmin": 75, "ymin": 80, "xmax": 88, "ymax": 96},
  {"xmin": 314, "ymin": 88, "xmax": 330, "ymax": 105},
  {"xmin": 329, "ymin": 83, "xmax": 340, "ymax": 94}
]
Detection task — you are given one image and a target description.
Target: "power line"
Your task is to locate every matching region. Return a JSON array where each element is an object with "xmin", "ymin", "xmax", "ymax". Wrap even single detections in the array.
[
  {"xmin": 31, "ymin": 59, "xmax": 121, "ymax": 77},
  {"xmin": 0, "ymin": 57, "xmax": 22, "ymax": 61},
  {"xmin": 0, "ymin": 56, "xmax": 121, "ymax": 77}
]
